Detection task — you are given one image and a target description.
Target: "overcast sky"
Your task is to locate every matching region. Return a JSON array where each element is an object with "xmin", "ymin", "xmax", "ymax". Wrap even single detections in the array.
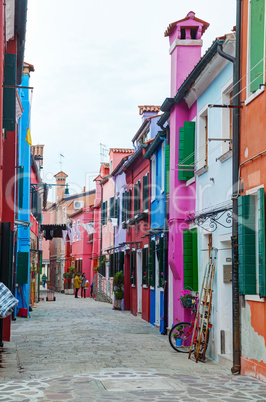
[{"xmin": 24, "ymin": 0, "xmax": 236, "ymax": 202}]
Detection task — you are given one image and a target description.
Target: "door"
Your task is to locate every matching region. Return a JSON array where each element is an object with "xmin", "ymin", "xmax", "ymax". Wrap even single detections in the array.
[
  {"xmin": 155, "ymin": 245, "xmax": 160, "ymax": 325},
  {"xmin": 137, "ymin": 250, "xmax": 142, "ymax": 313}
]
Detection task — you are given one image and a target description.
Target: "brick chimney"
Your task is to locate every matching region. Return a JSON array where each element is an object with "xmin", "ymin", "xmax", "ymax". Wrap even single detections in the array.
[
  {"xmin": 54, "ymin": 171, "xmax": 68, "ymax": 202},
  {"xmin": 164, "ymin": 11, "xmax": 209, "ymax": 96},
  {"xmin": 138, "ymin": 105, "xmax": 161, "ymax": 123}
]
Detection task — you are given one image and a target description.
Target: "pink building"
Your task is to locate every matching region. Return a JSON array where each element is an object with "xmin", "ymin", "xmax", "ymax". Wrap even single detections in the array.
[{"xmin": 163, "ymin": 12, "xmax": 209, "ymax": 325}]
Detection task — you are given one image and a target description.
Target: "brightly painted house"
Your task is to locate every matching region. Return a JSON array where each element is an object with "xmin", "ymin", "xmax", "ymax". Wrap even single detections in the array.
[
  {"xmin": 238, "ymin": 0, "xmax": 266, "ymax": 382},
  {"xmin": 15, "ymin": 63, "xmax": 35, "ymax": 317},
  {"xmin": 185, "ymin": 34, "xmax": 235, "ymax": 365},
  {"xmin": 144, "ymin": 129, "xmax": 168, "ymax": 333},
  {"xmin": 161, "ymin": 12, "xmax": 209, "ymax": 329},
  {"xmin": 70, "ymin": 206, "xmax": 94, "ymax": 287},
  {"xmin": 124, "ymin": 105, "xmax": 161, "ymax": 321},
  {"xmin": 111, "ymin": 150, "xmax": 133, "ymax": 310}
]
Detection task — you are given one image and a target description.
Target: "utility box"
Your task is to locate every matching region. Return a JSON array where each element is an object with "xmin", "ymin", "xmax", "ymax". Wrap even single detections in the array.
[{"xmin": 223, "ymin": 264, "xmax": 232, "ymax": 283}]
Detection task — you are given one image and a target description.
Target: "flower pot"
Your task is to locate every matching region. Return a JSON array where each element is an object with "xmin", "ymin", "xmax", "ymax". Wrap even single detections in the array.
[
  {"xmin": 175, "ymin": 338, "xmax": 183, "ymax": 346},
  {"xmin": 181, "ymin": 298, "xmax": 193, "ymax": 308}
]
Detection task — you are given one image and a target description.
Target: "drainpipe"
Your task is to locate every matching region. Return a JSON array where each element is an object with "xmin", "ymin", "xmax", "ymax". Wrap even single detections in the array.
[{"xmin": 217, "ymin": 0, "xmax": 241, "ymax": 374}]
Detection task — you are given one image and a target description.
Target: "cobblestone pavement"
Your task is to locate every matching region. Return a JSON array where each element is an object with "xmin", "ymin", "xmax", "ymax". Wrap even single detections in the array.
[{"xmin": 0, "ymin": 291, "xmax": 265, "ymax": 401}]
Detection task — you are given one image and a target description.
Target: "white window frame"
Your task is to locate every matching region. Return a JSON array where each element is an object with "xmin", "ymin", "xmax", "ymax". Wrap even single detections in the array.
[
  {"xmin": 197, "ymin": 105, "xmax": 208, "ymax": 171},
  {"xmin": 221, "ymin": 79, "xmax": 233, "ymax": 156},
  {"xmin": 151, "ymin": 155, "xmax": 156, "ymax": 201}
]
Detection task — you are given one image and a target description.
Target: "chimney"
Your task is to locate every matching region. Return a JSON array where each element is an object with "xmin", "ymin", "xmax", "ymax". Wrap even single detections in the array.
[
  {"xmin": 164, "ymin": 11, "xmax": 209, "ymax": 96},
  {"xmin": 54, "ymin": 171, "xmax": 68, "ymax": 202},
  {"xmin": 138, "ymin": 105, "xmax": 161, "ymax": 123}
]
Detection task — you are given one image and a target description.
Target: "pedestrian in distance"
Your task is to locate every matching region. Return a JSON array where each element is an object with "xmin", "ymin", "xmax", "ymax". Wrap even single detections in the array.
[
  {"xmin": 74, "ymin": 273, "xmax": 81, "ymax": 298},
  {"xmin": 90, "ymin": 282, "xmax": 93, "ymax": 298},
  {"xmin": 80, "ymin": 273, "xmax": 87, "ymax": 298},
  {"xmin": 41, "ymin": 274, "xmax": 47, "ymax": 288}
]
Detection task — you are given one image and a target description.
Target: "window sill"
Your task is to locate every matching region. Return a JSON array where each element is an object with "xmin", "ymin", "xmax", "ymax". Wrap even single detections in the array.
[
  {"xmin": 150, "ymin": 286, "xmax": 154, "ymax": 290},
  {"xmin": 142, "ymin": 284, "xmax": 148, "ymax": 288},
  {"xmin": 160, "ymin": 189, "xmax": 165, "ymax": 194},
  {"xmin": 245, "ymin": 295, "xmax": 265, "ymax": 303},
  {"xmin": 245, "ymin": 86, "xmax": 264, "ymax": 106},
  {"xmin": 186, "ymin": 176, "xmax": 195, "ymax": 186},
  {"xmin": 151, "ymin": 198, "xmax": 156, "ymax": 203},
  {"xmin": 131, "ymin": 284, "xmax": 135, "ymax": 288},
  {"xmin": 216, "ymin": 149, "xmax": 232, "ymax": 163},
  {"xmin": 195, "ymin": 165, "xmax": 208, "ymax": 177}
]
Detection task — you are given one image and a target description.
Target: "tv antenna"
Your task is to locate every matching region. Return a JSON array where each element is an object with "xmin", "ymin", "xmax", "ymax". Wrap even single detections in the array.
[
  {"xmin": 59, "ymin": 153, "xmax": 64, "ymax": 170},
  {"xmin": 100, "ymin": 143, "xmax": 108, "ymax": 162}
]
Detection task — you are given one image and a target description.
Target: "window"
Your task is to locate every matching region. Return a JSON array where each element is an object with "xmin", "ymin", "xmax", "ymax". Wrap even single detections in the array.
[
  {"xmin": 143, "ymin": 174, "xmax": 149, "ymax": 211},
  {"xmin": 115, "ymin": 197, "xmax": 120, "ymax": 226},
  {"xmin": 151, "ymin": 156, "xmax": 156, "ymax": 201},
  {"xmin": 238, "ymin": 188, "xmax": 266, "ymax": 296},
  {"xmin": 148, "ymin": 240, "xmax": 155, "ymax": 287},
  {"xmin": 142, "ymin": 247, "xmax": 148, "ymax": 285},
  {"xmin": 101, "ymin": 201, "xmax": 107, "ymax": 225},
  {"xmin": 158, "ymin": 237, "xmax": 164, "ymax": 288},
  {"xmin": 161, "ymin": 141, "xmax": 165, "ymax": 192},
  {"xmin": 130, "ymin": 251, "xmax": 136, "ymax": 285},
  {"xmin": 165, "ymin": 144, "xmax": 170, "ymax": 193},
  {"xmin": 179, "ymin": 121, "xmax": 196, "ymax": 180},
  {"xmin": 134, "ymin": 181, "xmax": 141, "ymax": 216},
  {"xmin": 197, "ymin": 110, "xmax": 208, "ymax": 170},
  {"xmin": 248, "ymin": 0, "xmax": 265, "ymax": 94},
  {"xmin": 122, "ymin": 191, "xmax": 126, "ymax": 222},
  {"xmin": 183, "ymin": 228, "xmax": 198, "ymax": 291},
  {"xmin": 109, "ymin": 197, "xmax": 115, "ymax": 219},
  {"xmin": 221, "ymin": 82, "xmax": 233, "ymax": 154}
]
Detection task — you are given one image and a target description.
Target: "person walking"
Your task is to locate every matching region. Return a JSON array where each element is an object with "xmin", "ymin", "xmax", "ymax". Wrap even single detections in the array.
[
  {"xmin": 80, "ymin": 273, "xmax": 87, "ymax": 298},
  {"xmin": 41, "ymin": 274, "xmax": 47, "ymax": 288},
  {"xmin": 74, "ymin": 273, "xmax": 81, "ymax": 298},
  {"xmin": 90, "ymin": 282, "xmax": 93, "ymax": 298}
]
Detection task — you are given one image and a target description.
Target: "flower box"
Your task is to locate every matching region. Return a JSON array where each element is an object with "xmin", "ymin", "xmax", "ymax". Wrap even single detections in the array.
[{"xmin": 181, "ymin": 298, "xmax": 193, "ymax": 308}]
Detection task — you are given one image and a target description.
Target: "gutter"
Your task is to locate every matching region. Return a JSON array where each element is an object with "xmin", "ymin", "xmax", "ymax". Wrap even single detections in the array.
[
  {"xmin": 216, "ymin": 2, "xmax": 241, "ymax": 375},
  {"xmin": 123, "ymin": 144, "xmax": 148, "ymax": 170},
  {"xmin": 143, "ymin": 131, "xmax": 166, "ymax": 159}
]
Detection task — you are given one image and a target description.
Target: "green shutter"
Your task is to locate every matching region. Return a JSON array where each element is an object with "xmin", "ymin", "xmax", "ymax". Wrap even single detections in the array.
[
  {"xmin": 128, "ymin": 189, "xmax": 132, "ymax": 220},
  {"xmin": 183, "ymin": 228, "xmax": 198, "ymax": 291},
  {"xmin": 16, "ymin": 252, "xmax": 29, "ymax": 284},
  {"xmin": 119, "ymin": 251, "xmax": 124, "ymax": 272},
  {"xmin": 165, "ymin": 145, "xmax": 170, "ymax": 193},
  {"xmin": 191, "ymin": 228, "xmax": 198, "ymax": 291},
  {"xmin": 0, "ymin": 222, "xmax": 14, "ymax": 288},
  {"xmin": 148, "ymin": 241, "xmax": 155, "ymax": 287},
  {"xmin": 109, "ymin": 254, "xmax": 114, "ymax": 277},
  {"xmin": 250, "ymin": 0, "xmax": 265, "ymax": 92},
  {"xmin": 138, "ymin": 181, "xmax": 141, "ymax": 213},
  {"xmin": 258, "ymin": 188, "xmax": 266, "ymax": 297},
  {"xmin": 183, "ymin": 229, "xmax": 193, "ymax": 290},
  {"xmin": 3, "ymin": 53, "xmax": 16, "ymax": 132},
  {"xmin": 134, "ymin": 183, "xmax": 138, "ymax": 215},
  {"xmin": 159, "ymin": 237, "xmax": 164, "ymax": 288},
  {"xmin": 122, "ymin": 192, "xmax": 126, "ymax": 222},
  {"xmin": 238, "ymin": 195, "xmax": 256, "ymax": 294},
  {"xmin": 178, "ymin": 122, "xmax": 195, "ymax": 181},
  {"xmin": 104, "ymin": 201, "xmax": 107, "ymax": 225}
]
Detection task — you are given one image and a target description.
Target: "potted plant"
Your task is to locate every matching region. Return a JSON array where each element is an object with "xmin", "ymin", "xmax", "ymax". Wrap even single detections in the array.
[
  {"xmin": 113, "ymin": 270, "xmax": 124, "ymax": 310},
  {"xmin": 63, "ymin": 266, "xmax": 75, "ymax": 294},
  {"xmin": 173, "ymin": 323, "xmax": 185, "ymax": 346},
  {"xmin": 179, "ymin": 289, "xmax": 193, "ymax": 308}
]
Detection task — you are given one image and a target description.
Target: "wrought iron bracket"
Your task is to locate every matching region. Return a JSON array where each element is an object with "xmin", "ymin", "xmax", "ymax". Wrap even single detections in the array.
[{"xmin": 186, "ymin": 207, "xmax": 233, "ymax": 232}]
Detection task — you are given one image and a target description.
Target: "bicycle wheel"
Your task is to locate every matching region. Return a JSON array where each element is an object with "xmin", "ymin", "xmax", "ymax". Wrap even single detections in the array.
[{"xmin": 168, "ymin": 322, "xmax": 193, "ymax": 353}]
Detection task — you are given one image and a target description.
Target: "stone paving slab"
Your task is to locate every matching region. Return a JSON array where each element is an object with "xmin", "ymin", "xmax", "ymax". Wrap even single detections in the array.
[{"xmin": 0, "ymin": 291, "xmax": 265, "ymax": 401}]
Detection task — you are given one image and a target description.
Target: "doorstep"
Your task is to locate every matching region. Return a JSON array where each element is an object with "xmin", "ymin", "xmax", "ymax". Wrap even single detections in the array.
[{"xmin": 218, "ymin": 353, "xmax": 233, "ymax": 370}]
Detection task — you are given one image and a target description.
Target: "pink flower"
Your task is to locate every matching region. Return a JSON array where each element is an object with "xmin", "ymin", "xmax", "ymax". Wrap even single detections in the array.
[{"xmin": 144, "ymin": 272, "xmax": 146, "ymax": 275}]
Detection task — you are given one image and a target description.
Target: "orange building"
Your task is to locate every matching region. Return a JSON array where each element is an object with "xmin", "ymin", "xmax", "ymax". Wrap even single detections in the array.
[{"xmin": 238, "ymin": 0, "xmax": 266, "ymax": 382}]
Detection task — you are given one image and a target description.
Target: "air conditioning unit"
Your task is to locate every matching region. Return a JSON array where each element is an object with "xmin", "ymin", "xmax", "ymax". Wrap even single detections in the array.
[{"xmin": 74, "ymin": 200, "xmax": 84, "ymax": 210}]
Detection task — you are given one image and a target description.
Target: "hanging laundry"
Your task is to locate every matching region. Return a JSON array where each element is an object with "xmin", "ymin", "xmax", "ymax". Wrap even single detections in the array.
[
  {"xmin": 0, "ymin": 283, "xmax": 19, "ymax": 318},
  {"xmin": 62, "ymin": 230, "xmax": 68, "ymax": 245},
  {"xmin": 81, "ymin": 223, "xmax": 96, "ymax": 235},
  {"xmin": 110, "ymin": 218, "xmax": 118, "ymax": 227},
  {"xmin": 67, "ymin": 225, "xmax": 73, "ymax": 245}
]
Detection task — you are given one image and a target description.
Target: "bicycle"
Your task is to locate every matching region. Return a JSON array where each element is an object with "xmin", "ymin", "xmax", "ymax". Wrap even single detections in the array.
[{"xmin": 168, "ymin": 297, "xmax": 211, "ymax": 354}]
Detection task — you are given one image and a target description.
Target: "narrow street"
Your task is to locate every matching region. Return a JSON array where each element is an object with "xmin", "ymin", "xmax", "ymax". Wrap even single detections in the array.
[{"xmin": 0, "ymin": 293, "xmax": 265, "ymax": 401}]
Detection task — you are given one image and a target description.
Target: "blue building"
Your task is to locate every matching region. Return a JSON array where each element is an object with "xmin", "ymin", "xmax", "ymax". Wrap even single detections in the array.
[
  {"xmin": 15, "ymin": 63, "xmax": 35, "ymax": 316},
  {"xmin": 144, "ymin": 129, "xmax": 168, "ymax": 333}
]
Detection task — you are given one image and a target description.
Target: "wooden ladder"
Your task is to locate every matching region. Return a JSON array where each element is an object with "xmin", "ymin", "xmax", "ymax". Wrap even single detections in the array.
[{"xmin": 188, "ymin": 248, "xmax": 218, "ymax": 362}]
